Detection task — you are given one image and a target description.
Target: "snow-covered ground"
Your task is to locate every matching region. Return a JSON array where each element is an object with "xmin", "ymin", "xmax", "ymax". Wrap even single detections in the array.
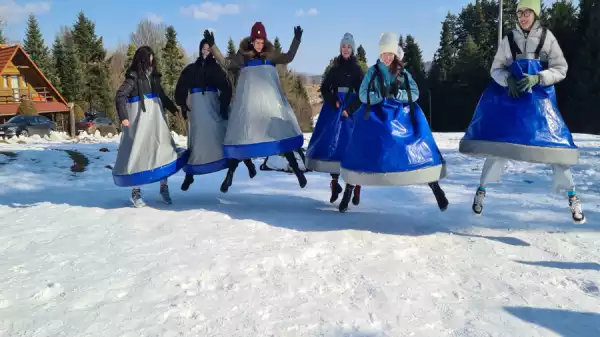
[{"xmin": 0, "ymin": 132, "xmax": 599, "ymax": 337}]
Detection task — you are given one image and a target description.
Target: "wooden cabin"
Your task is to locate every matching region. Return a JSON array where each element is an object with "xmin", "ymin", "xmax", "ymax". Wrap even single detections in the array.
[{"xmin": 0, "ymin": 44, "xmax": 70, "ymax": 131}]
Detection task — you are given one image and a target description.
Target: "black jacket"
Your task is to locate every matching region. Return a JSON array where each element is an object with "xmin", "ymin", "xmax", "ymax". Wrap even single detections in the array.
[
  {"xmin": 175, "ymin": 55, "xmax": 232, "ymax": 119},
  {"xmin": 115, "ymin": 70, "xmax": 177, "ymax": 121},
  {"xmin": 320, "ymin": 56, "xmax": 364, "ymax": 115}
]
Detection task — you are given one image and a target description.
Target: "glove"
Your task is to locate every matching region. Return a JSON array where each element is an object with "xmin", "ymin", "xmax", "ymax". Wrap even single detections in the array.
[
  {"xmin": 293, "ymin": 26, "xmax": 303, "ymax": 41},
  {"xmin": 506, "ymin": 75, "xmax": 521, "ymax": 98},
  {"xmin": 518, "ymin": 74, "xmax": 540, "ymax": 92},
  {"xmin": 219, "ymin": 104, "xmax": 229, "ymax": 120},
  {"xmin": 203, "ymin": 30, "xmax": 215, "ymax": 46}
]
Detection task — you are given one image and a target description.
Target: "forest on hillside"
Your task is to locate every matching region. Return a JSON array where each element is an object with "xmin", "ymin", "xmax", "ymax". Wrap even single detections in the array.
[
  {"xmin": 0, "ymin": 14, "xmax": 313, "ymax": 134},
  {"xmin": 1, "ymin": 0, "xmax": 598, "ymax": 134}
]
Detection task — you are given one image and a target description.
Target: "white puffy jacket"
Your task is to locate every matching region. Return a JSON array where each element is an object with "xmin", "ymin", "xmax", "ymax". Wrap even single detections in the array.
[{"xmin": 491, "ymin": 21, "xmax": 568, "ymax": 87}]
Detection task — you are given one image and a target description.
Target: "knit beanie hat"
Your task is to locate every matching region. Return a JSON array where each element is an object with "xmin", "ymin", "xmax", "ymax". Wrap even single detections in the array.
[
  {"xmin": 340, "ymin": 32, "xmax": 355, "ymax": 53},
  {"xmin": 251, "ymin": 22, "xmax": 267, "ymax": 40},
  {"xmin": 379, "ymin": 32, "xmax": 404, "ymax": 60},
  {"xmin": 517, "ymin": 0, "xmax": 541, "ymax": 17}
]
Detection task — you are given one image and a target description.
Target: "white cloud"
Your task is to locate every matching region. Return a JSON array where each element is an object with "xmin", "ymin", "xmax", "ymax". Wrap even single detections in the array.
[
  {"xmin": 146, "ymin": 13, "xmax": 163, "ymax": 24},
  {"xmin": 0, "ymin": 0, "xmax": 51, "ymax": 23},
  {"xmin": 296, "ymin": 8, "xmax": 317, "ymax": 17},
  {"xmin": 181, "ymin": 2, "xmax": 240, "ymax": 21}
]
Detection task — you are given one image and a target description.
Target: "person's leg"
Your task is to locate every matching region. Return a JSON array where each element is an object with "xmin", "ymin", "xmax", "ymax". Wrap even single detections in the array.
[
  {"xmin": 329, "ymin": 173, "xmax": 343, "ymax": 203},
  {"xmin": 181, "ymin": 174, "xmax": 194, "ymax": 191},
  {"xmin": 472, "ymin": 158, "xmax": 508, "ymax": 215},
  {"xmin": 552, "ymin": 164, "xmax": 585, "ymax": 223},
  {"xmin": 131, "ymin": 186, "xmax": 146, "ymax": 208},
  {"xmin": 428, "ymin": 181, "xmax": 449, "ymax": 211},
  {"xmin": 243, "ymin": 159, "xmax": 257, "ymax": 178},
  {"xmin": 221, "ymin": 159, "xmax": 240, "ymax": 193},
  {"xmin": 352, "ymin": 185, "xmax": 361, "ymax": 205},
  {"xmin": 339, "ymin": 183, "xmax": 355, "ymax": 213},
  {"xmin": 159, "ymin": 178, "xmax": 172, "ymax": 204},
  {"xmin": 284, "ymin": 151, "xmax": 307, "ymax": 188}
]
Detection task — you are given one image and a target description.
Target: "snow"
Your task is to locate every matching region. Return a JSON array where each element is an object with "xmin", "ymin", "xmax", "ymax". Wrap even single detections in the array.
[{"xmin": 0, "ymin": 132, "xmax": 599, "ymax": 337}]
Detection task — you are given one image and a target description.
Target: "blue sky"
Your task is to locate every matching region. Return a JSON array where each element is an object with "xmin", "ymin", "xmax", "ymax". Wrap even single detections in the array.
[{"xmin": 1, "ymin": 0, "xmax": 558, "ymax": 74}]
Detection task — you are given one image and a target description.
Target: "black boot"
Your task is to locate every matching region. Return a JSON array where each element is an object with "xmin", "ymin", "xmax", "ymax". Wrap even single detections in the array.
[
  {"xmin": 429, "ymin": 181, "xmax": 449, "ymax": 211},
  {"xmin": 181, "ymin": 174, "xmax": 194, "ymax": 191},
  {"xmin": 243, "ymin": 159, "xmax": 257, "ymax": 178},
  {"xmin": 339, "ymin": 184, "xmax": 354, "ymax": 213},
  {"xmin": 329, "ymin": 175, "xmax": 343, "ymax": 203},
  {"xmin": 284, "ymin": 152, "xmax": 307, "ymax": 188},
  {"xmin": 220, "ymin": 160, "xmax": 239, "ymax": 193},
  {"xmin": 352, "ymin": 185, "xmax": 361, "ymax": 205}
]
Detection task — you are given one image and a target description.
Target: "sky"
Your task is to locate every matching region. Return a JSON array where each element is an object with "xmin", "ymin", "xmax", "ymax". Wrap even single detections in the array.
[{"xmin": 1, "ymin": 0, "xmax": 562, "ymax": 75}]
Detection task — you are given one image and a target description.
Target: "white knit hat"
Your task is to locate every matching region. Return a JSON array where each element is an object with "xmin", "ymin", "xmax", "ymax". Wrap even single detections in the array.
[{"xmin": 379, "ymin": 32, "xmax": 404, "ymax": 60}]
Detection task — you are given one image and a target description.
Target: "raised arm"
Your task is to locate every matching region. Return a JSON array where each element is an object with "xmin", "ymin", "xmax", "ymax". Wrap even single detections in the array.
[
  {"xmin": 271, "ymin": 26, "xmax": 302, "ymax": 65},
  {"xmin": 204, "ymin": 30, "xmax": 243, "ymax": 70}
]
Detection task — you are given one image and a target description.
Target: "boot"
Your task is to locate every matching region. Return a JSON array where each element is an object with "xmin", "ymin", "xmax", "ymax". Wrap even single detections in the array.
[
  {"xmin": 181, "ymin": 174, "xmax": 194, "ymax": 191},
  {"xmin": 243, "ymin": 159, "xmax": 257, "ymax": 178},
  {"xmin": 284, "ymin": 152, "xmax": 307, "ymax": 188},
  {"xmin": 160, "ymin": 182, "xmax": 172, "ymax": 204},
  {"xmin": 329, "ymin": 176, "xmax": 343, "ymax": 203},
  {"xmin": 352, "ymin": 185, "xmax": 361, "ymax": 205},
  {"xmin": 220, "ymin": 160, "xmax": 239, "ymax": 193},
  {"xmin": 569, "ymin": 194, "xmax": 586, "ymax": 224},
  {"xmin": 131, "ymin": 187, "xmax": 146, "ymax": 208},
  {"xmin": 339, "ymin": 184, "xmax": 354, "ymax": 213},
  {"xmin": 428, "ymin": 181, "xmax": 448, "ymax": 211}
]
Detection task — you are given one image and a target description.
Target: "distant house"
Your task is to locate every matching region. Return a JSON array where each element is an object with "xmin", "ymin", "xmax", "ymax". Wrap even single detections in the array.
[{"xmin": 0, "ymin": 44, "xmax": 70, "ymax": 130}]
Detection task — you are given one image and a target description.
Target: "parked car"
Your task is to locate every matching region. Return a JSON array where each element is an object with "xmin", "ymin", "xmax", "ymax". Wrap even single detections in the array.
[
  {"xmin": 0, "ymin": 115, "xmax": 55, "ymax": 138},
  {"xmin": 75, "ymin": 116, "xmax": 119, "ymax": 136}
]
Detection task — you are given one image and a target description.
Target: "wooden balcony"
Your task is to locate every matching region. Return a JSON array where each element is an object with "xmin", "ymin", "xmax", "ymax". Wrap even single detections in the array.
[{"xmin": 0, "ymin": 87, "xmax": 55, "ymax": 104}]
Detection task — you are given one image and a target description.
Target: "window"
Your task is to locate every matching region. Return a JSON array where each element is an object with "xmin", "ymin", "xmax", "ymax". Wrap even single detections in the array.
[
  {"xmin": 21, "ymin": 76, "xmax": 27, "ymax": 88},
  {"xmin": 7, "ymin": 116, "xmax": 25, "ymax": 123}
]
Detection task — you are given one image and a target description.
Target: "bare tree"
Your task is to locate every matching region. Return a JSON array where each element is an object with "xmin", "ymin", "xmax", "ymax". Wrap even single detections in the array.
[
  {"xmin": 107, "ymin": 50, "xmax": 126, "ymax": 94},
  {"xmin": 130, "ymin": 19, "xmax": 167, "ymax": 56}
]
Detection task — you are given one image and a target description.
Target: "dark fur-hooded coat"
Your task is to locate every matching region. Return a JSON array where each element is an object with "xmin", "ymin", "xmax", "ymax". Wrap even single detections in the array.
[{"xmin": 210, "ymin": 36, "xmax": 301, "ymax": 69}]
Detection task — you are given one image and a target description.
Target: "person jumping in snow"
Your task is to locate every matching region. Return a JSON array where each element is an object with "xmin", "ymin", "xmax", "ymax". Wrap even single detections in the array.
[
  {"xmin": 175, "ymin": 38, "xmax": 256, "ymax": 192},
  {"xmin": 340, "ymin": 32, "xmax": 449, "ymax": 213},
  {"xmin": 459, "ymin": 0, "xmax": 585, "ymax": 223},
  {"xmin": 203, "ymin": 23, "xmax": 307, "ymax": 193},
  {"xmin": 114, "ymin": 46, "xmax": 186, "ymax": 207},
  {"xmin": 306, "ymin": 32, "xmax": 364, "ymax": 208}
]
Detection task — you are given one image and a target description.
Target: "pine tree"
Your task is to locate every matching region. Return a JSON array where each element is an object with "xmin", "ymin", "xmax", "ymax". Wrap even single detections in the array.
[
  {"xmin": 273, "ymin": 37, "xmax": 282, "ymax": 53},
  {"xmin": 431, "ymin": 13, "xmax": 457, "ymax": 82},
  {"xmin": 51, "ymin": 36, "xmax": 64, "ymax": 93},
  {"xmin": 226, "ymin": 38, "xmax": 236, "ymax": 57},
  {"xmin": 398, "ymin": 35, "xmax": 405, "ymax": 49},
  {"xmin": 403, "ymin": 35, "xmax": 428, "ymax": 113},
  {"xmin": 59, "ymin": 33, "xmax": 84, "ymax": 103},
  {"xmin": 125, "ymin": 42, "xmax": 135, "ymax": 71},
  {"xmin": 162, "ymin": 26, "xmax": 185, "ymax": 97},
  {"xmin": 0, "ymin": 19, "xmax": 6, "ymax": 44},
  {"xmin": 23, "ymin": 14, "xmax": 54, "ymax": 81},
  {"xmin": 356, "ymin": 44, "xmax": 368, "ymax": 72},
  {"xmin": 71, "ymin": 12, "xmax": 112, "ymax": 115}
]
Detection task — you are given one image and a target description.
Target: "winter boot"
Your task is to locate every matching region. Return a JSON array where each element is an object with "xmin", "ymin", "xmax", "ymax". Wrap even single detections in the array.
[
  {"xmin": 339, "ymin": 184, "xmax": 354, "ymax": 213},
  {"xmin": 284, "ymin": 152, "xmax": 307, "ymax": 188},
  {"xmin": 429, "ymin": 181, "xmax": 449, "ymax": 212},
  {"xmin": 352, "ymin": 185, "xmax": 361, "ymax": 205},
  {"xmin": 221, "ymin": 160, "xmax": 239, "ymax": 193},
  {"xmin": 160, "ymin": 182, "xmax": 172, "ymax": 204},
  {"xmin": 243, "ymin": 159, "xmax": 257, "ymax": 178},
  {"xmin": 472, "ymin": 187, "xmax": 486, "ymax": 215},
  {"xmin": 131, "ymin": 187, "xmax": 146, "ymax": 208},
  {"xmin": 181, "ymin": 174, "xmax": 194, "ymax": 191},
  {"xmin": 330, "ymin": 176, "xmax": 343, "ymax": 203},
  {"xmin": 569, "ymin": 194, "xmax": 586, "ymax": 224}
]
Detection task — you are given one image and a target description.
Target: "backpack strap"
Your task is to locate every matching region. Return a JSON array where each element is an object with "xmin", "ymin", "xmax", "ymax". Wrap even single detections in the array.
[
  {"xmin": 507, "ymin": 31, "xmax": 522, "ymax": 61},
  {"xmin": 534, "ymin": 27, "xmax": 547, "ymax": 60},
  {"xmin": 402, "ymin": 71, "xmax": 418, "ymax": 136},
  {"xmin": 365, "ymin": 63, "xmax": 387, "ymax": 120}
]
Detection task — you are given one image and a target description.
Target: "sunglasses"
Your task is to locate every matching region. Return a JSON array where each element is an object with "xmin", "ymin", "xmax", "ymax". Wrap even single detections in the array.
[{"xmin": 517, "ymin": 9, "xmax": 534, "ymax": 18}]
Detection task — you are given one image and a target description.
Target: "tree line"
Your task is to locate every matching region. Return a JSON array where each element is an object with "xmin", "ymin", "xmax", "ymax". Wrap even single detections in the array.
[{"xmin": 0, "ymin": 13, "xmax": 312, "ymax": 134}]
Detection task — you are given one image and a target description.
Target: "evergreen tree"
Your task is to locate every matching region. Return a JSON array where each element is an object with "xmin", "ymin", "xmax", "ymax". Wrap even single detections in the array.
[
  {"xmin": 398, "ymin": 35, "xmax": 405, "ymax": 49},
  {"xmin": 71, "ymin": 12, "xmax": 112, "ymax": 115},
  {"xmin": 356, "ymin": 44, "xmax": 368, "ymax": 72},
  {"xmin": 226, "ymin": 38, "xmax": 236, "ymax": 57},
  {"xmin": 0, "ymin": 19, "xmax": 6, "ymax": 44},
  {"xmin": 59, "ymin": 34, "xmax": 83, "ymax": 103},
  {"xmin": 23, "ymin": 14, "xmax": 54, "ymax": 81},
  {"xmin": 51, "ymin": 36, "xmax": 64, "ymax": 93},
  {"xmin": 273, "ymin": 37, "xmax": 282, "ymax": 53},
  {"xmin": 125, "ymin": 42, "xmax": 136, "ymax": 71},
  {"xmin": 162, "ymin": 25, "xmax": 185, "ymax": 97},
  {"xmin": 403, "ymin": 35, "xmax": 428, "ymax": 112}
]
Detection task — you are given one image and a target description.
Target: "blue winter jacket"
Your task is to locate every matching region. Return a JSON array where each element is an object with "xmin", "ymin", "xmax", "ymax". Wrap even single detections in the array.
[{"xmin": 359, "ymin": 60, "xmax": 419, "ymax": 105}]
